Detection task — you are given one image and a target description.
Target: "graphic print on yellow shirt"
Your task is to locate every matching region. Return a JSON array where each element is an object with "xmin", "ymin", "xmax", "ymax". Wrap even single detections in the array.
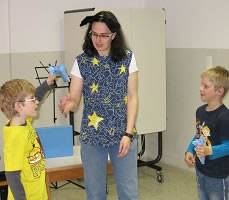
[
  {"xmin": 196, "ymin": 119, "xmax": 212, "ymax": 146},
  {"xmin": 26, "ymin": 124, "xmax": 45, "ymax": 179},
  {"xmin": 3, "ymin": 119, "xmax": 47, "ymax": 200}
]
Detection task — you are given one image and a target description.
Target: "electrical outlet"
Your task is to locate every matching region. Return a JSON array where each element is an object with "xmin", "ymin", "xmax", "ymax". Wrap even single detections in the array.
[{"xmin": 206, "ymin": 56, "xmax": 212, "ymax": 68}]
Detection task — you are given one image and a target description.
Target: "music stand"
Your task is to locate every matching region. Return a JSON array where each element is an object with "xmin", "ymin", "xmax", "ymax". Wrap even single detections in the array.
[{"xmin": 34, "ymin": 61, "xmax": 79, "ymax": 144}]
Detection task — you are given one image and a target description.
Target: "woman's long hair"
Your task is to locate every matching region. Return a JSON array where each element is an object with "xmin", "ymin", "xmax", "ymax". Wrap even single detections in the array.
[{"xmin": 81, "ymin": 11, "xmax": 128, "ymax": 62}]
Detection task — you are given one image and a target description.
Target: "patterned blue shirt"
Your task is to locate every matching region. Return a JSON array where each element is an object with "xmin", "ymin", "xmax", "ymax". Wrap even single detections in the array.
[{"xmin": 76, "ymin": 51, "xmax": 133, "ymax": 147}]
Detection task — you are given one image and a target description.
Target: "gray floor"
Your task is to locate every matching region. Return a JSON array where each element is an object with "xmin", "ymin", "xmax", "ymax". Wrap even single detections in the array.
[{"xmin": 50, "ymin": 162, "xmax": 197, "ymax": 200}]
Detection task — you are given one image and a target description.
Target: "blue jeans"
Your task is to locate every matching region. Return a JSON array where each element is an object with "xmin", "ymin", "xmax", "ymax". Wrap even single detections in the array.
[
  {"xmin": 196, "ymin": 168, "xmax": 229, "ymax": 200},
  {"xmin": 80, "ymin": 139, "xmax": 139, "ymax": 200}
]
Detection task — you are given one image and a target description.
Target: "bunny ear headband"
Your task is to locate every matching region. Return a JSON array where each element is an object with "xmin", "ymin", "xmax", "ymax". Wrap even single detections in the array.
[
  {"xmin": 80, "ymin": 15, "xmax": 95, "ymax": 27},
  {"xmin": 80, "ymin": 13, "xmax": 120, "ymax": 32}
]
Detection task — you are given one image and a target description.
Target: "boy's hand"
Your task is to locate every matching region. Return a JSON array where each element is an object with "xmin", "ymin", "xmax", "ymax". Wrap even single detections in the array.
[
  {"xmin": 195, "ymin": 146, "xmax": 212, "ymax": 157},
  {"xmin": 184, "ymin": 152, "xmax": 195, "ymax": 167},
  {"xmin": 48, "ymin": 64, "xmax": 70, "ymax": 82},
  {"xmin": 46, "ymin": 74, "xmax": 56, "ymax": 85}
]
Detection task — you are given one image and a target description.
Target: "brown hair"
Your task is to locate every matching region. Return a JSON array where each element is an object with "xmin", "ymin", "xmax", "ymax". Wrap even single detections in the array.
[{"xmin": 0, "ymin": 79, "xmax": 35, "ymax": 119}]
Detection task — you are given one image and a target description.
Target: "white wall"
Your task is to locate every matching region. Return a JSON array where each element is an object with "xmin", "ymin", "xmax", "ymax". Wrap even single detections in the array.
[
  {"xmin": 145, "ymin": 0, "xmax": 229, "ymax": 49},
  {"xmin": 8, "ymin": 0, "xmax": 144, "ymax": 53},
  {"xmin": 0, "ymin": 0, "xmax": 9, "ymax": 53},
  {"xmin": 164, "ymin": 0, "xmax": 229, "ymax": 48}
]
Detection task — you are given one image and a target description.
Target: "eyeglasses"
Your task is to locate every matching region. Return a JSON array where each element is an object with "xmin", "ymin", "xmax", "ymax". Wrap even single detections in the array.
[
  {"xmin": 18, "ymin": 97, "xmax": 37, "ymax": 103},
  {"xmin": 89, "ymin": 31, "xmax": 114, "ymax": 40}
]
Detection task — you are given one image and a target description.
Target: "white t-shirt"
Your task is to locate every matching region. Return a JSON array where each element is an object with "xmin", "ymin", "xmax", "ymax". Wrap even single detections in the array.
[{"xmin": 71, "ymin": 53, "xmax": 138, "ymax": 79}]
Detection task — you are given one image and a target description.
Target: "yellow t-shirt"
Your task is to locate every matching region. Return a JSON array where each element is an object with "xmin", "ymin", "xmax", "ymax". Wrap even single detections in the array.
[{"xmin": 3, "ymin": 119, "xmax": 47, "ymax": 200}]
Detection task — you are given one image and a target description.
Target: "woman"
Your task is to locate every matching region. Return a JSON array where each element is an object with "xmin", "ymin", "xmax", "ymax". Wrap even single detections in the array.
[{"xmin": 59, "ymin": 11, "xmax": 139, "ymax": 200}]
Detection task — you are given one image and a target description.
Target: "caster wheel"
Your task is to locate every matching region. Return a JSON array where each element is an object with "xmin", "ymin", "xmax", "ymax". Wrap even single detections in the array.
[{"xmin": 156, "ymin": 171, "xmax": 164, "ymax": 183}]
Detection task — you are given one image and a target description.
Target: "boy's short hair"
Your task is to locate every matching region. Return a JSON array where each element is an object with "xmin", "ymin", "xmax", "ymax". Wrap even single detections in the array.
[
  {"xmin": 0, "ymin": 79, "xmax": 35, "ymax": 119},
  {"xmin": 201, "ymin": 66, "xmax": 229, "ymax": 97}
]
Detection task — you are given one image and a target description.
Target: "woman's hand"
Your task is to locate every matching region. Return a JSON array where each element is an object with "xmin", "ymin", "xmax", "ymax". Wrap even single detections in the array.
[
  {"xmin": 59, "ymin": 93, "xmax": 75, "ymax": 115},
  {"xmin": 117, "ymin": 136, "xmax": 131, "ymax": 158}
]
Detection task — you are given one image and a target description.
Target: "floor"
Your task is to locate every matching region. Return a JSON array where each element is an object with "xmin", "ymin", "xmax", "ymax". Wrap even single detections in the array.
[{"xmin": 50, "ymin": 162, "xmax": 198, "ymax": 200}]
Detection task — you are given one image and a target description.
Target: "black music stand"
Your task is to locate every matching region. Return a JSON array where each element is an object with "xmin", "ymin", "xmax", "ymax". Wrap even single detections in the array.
[{"xmin": 34, "ymin": 61, "xmax": 80, "ymax": 142}]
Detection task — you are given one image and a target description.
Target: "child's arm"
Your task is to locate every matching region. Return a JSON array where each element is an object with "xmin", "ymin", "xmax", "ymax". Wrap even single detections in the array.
[
  {"xmin": 195, "ymin": 141, "xmax": 229, "ymax": 160},
  {"xmin": 184, "ymin": 152, "xmax": 195, "ymax": 167},
  {"xmin": 35, "ymin": 74, "xmax": 56, "ymax": 102},
  {"xmin": 5, "ymin": 171, "xmax": 26, "ymax": 199},
  {"xmin": 186, "ymin": 136, "xmax": 196, "ymax": 154},
  {"xmin": 195, "ymin": 145, "xmax": 212, "ymax": 157},
  {"xmin": 184, "ymin": 136, "xmax": 196, "ymax": 167},
  {"xmin": 205, "ymin": 111, "xmax": 229, "ymax": 160},
  {"xmin": 46, "ymin": 74, "xmax": 56, "ymax": 86},
  {"xmin": 208, "ymin": 141, "xmax": 229, "ymax": 160}
]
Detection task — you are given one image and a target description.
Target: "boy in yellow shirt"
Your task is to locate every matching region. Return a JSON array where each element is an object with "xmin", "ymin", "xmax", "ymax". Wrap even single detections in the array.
[{"xmin": 0, "ymin": 75, "xmax": 55, "ymax": 200}]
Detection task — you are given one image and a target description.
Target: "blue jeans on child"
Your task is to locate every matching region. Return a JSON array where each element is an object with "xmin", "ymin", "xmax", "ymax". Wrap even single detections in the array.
[
  {"xmin": 80, "ymin": 139, "xmax": 139, "ymax": 200},
  {"xmin": 196, "ymin": 168, "xmax": 229, "ymax": 200}
]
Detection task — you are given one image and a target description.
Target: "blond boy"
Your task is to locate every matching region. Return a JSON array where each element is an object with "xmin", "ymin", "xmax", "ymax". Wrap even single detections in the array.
[
  {"xmin": 185, "ymin": 66, "xmax": 229, "ymax": 200},
  {"xmin": 0, "ymin": 76, "xmax": 55, "ymax": 200}
]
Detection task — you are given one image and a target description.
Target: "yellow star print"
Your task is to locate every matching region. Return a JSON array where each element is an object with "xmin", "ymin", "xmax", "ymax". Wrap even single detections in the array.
[
  {"xmin": 88, "ymin": 111, "xmax": 104, "ymax": 131},
  {"xmin": 90, "ymin": 83, "xmax": 99, "ymax": 93},
  {"xmin": 119, "ymin": 64, "xmax": 126, "ymax": 74},
  {"xmin": 124, "ymin": 96, "xmax": 128, "ymax": 104},
  {"xmin": 91, "ymin": 57, "xmax": 99, "ymax": 66}
]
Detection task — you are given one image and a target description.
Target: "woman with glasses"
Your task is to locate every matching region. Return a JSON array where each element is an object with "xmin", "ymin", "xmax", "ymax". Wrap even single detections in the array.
[{"xmin": 59, "ymin": 10, "xmax": 139, "ymax": 200}]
